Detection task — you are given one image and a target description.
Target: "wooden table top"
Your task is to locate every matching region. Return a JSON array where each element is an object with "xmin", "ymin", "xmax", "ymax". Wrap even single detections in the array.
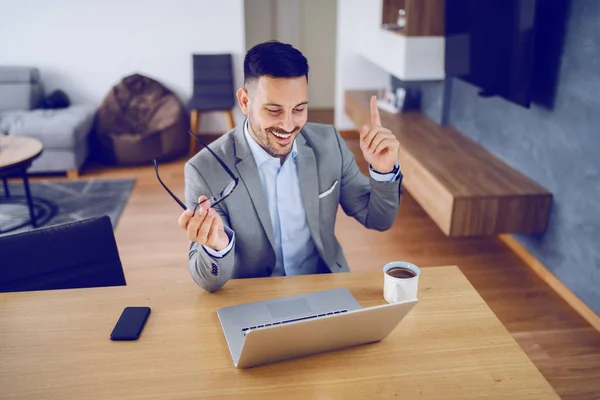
[
  {"xmin": 0, "ymin": 266, "xmax": 558, "ymax": 399},
  {"xmin": 0, "ymin": 135, "xmax": 43, "ymax": 170}
]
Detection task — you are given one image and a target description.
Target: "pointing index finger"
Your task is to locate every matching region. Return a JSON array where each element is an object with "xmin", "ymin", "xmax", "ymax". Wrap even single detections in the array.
[{"xmin": 370, "ymin": 95, "xmax": 382, "ymax": 127}]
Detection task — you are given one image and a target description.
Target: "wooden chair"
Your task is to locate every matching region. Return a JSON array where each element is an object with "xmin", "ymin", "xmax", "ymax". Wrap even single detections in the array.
[{"xmin": 189, "ymin": 54, "xmax": 236, "ymax": 155}]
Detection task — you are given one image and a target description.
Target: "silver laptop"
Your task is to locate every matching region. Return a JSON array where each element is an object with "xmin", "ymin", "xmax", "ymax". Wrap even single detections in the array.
[{"xmin": 217, "ymin": 288, "xmax": 417, "ymax": 368}]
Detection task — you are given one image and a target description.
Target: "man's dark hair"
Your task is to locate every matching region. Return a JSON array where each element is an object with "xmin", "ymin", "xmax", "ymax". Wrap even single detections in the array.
[{"xmin": 244, "ymin": 40, "xmax": 309, "ymax": 84}]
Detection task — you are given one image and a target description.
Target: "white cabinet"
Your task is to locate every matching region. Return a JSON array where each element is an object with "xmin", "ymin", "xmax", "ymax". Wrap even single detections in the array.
[{"xmin": 356, "ymin": 0, "xmax": 445, "ymax": 81}]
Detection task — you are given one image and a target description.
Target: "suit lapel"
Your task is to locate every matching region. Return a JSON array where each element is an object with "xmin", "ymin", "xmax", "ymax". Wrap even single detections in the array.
[
  {"xmin": 296, "ymin": 134, "xmax": 324, "ymax": 255},
  {"xmin": 233, "ymin": 123, "xmax": 276, "ymax": 252}
]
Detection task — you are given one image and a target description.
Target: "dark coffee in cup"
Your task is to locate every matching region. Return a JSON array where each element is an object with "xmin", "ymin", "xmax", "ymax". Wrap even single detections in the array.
[{"xmin": 386, "ymin": 267, "xmax": 417, "ymax": 279}]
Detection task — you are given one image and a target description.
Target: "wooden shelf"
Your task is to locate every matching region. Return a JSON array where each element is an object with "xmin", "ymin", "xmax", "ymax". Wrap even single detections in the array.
[
  {"xmin": 381, "ymin": 0, "xmax": 445, "ymax": 37},
  {"xmin": 345, "ymin": 90, "xmax": 552, "ymax": 237},
  {"xmin": 382, "ymin": 0, "xmax": 406, "ymax": 25},
  {"xmin": 382, "ymin": 25, "xmax": 407, "ymax": 36}
]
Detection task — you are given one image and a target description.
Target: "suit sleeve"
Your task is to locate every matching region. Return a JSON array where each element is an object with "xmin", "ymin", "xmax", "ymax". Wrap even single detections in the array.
[
  {"xmin": 184, "ymin": 161, "xmax": 236, "ymax": 293},
  {"xmin": 334, "ymin": 127, "xmax": 403, "ymax": 231}
]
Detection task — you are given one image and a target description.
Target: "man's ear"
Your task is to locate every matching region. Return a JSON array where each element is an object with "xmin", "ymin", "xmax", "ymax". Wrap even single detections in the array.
[{"xmin": 236, "ymin": 87, "xmax": 249, "ymax": 115}]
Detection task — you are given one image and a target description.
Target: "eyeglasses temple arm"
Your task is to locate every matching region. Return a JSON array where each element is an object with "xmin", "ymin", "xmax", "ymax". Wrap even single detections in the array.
[
  {"xmin": 188, "ymin": 130, "xmax": 238, "ymax": 179},
  {"xmin": 153, "ymin": 160, "xmax": 187, "ymax": 210}
]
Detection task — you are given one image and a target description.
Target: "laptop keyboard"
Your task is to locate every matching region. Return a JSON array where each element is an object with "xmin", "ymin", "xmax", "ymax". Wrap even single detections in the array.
[{"xmin": 241, "ymin": 309, "xmax": 348, "ymax": 335}]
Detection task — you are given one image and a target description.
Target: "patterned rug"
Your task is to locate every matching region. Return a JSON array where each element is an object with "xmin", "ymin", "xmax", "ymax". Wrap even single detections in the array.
[{"xmin": 0, "ymin": 178, "xmax": 135, "ymax": 236}]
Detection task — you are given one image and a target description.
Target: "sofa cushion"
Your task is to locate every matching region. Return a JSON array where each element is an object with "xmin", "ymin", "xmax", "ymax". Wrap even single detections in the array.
[
  {"xmin": 0, "ymin": 105, "xmax": 95, "ymax": 149},
  {"xmin": 0, "ymin": 82, "xmax": 44, "ymax": 111},
  {"xmin": 0, "ymin": 67, "xmax": 40, "ymax": 84}
]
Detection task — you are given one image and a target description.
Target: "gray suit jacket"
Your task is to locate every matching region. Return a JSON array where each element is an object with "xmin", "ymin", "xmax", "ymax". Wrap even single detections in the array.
[{"xmin": 184, "ymin": 121, "xmax": 402, "ymax": 292}]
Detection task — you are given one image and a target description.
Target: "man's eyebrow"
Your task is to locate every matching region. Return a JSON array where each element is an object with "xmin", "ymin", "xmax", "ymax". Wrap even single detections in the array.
[{"xmin": 264, "ymin": 101, "xmax": 309, "ymax": 107}]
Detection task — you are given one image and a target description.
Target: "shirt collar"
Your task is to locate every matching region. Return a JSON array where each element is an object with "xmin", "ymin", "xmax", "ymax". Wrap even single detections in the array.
[{"xmin": 243, "ymin": 118, "xmax": 298, "ymax": 167}]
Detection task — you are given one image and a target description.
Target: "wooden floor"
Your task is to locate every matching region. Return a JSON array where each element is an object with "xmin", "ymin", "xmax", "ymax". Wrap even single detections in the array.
[{"xmin": 37, "ymin": 136, "xmax": 600, "ymax": 399}]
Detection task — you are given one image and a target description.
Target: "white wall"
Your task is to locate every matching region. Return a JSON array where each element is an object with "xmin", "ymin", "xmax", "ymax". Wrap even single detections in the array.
[
  {"xmin": 274, "ymin": 0, "xmax": 301, "ymax": 49},
  {"xmin": 0, "ymin": 0, "xmax": 246, "ymax": 133},
  {"xmin": 243, "ymin": 0, "xmax": 337, "ymax": 109},
  {"xmin": 300, "ymin": 0, "xmax": 337, "ymax": 108},
  {"xmin": 245, "ymin": 0, "xmax": 275, "ymax": 50},
  {"xmin": 334, "ymin": 0, "xmax": 390, "ymax": 130}
]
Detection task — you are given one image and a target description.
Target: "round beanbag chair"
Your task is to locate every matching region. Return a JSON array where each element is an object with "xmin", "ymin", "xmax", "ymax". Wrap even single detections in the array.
[{"xmin": 94, "ymin": 73, "xmax": 188, "ymax": 165}]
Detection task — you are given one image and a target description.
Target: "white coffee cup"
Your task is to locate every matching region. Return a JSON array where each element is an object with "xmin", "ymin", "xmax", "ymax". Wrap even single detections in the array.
[{"xmin": 383, "ymin": 261, "xmax": 420, "ymax": 303}]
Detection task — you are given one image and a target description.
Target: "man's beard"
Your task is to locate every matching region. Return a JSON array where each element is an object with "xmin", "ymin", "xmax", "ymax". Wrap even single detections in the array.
[{"xmin": 248, "ymin": 117, "xmax": 300, "ymax": 158}]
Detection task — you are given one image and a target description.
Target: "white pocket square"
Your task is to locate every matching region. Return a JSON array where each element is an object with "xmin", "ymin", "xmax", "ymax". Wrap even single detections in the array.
[{"xmin": 319, "ymin": 180, "xmax": 338, "ymax": 199}]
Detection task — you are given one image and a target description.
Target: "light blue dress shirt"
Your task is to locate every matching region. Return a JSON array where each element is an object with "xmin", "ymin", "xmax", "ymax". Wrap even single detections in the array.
[
  {"xmin": 243, "ymin": 121, "xmax": 320, "ymax": 276},
  {"xmin": 205, "ymin": 119, "xmax": 400, "ymax": 276}
]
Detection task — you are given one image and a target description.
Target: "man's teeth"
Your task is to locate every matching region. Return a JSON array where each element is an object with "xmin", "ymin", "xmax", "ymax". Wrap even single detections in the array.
[{"xmin": 272, "ymin": 132, "xmax": 292, "ymax": 139}]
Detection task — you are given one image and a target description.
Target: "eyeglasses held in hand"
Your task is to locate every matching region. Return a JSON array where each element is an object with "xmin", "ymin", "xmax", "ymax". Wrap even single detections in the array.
[{"xmin": 153, "ymin": 130, "xmax": 239, "ymax": 213}]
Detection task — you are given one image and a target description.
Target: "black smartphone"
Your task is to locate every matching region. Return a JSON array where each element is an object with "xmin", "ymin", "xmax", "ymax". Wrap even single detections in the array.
[{"xmin": 110, "ymin": 306, "xmax": 151, "ymax": 341}]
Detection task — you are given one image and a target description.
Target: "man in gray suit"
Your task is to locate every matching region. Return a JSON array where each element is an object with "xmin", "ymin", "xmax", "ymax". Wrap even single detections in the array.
[{"xmin": 178, "ymin": 41, "xmax": 402, "ymax": 293}]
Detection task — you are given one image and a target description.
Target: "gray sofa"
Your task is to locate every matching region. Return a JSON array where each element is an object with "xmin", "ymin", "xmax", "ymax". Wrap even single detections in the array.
[{"xmin": 0, "ymin": 67, "xmax": 95, "ymax": 177}]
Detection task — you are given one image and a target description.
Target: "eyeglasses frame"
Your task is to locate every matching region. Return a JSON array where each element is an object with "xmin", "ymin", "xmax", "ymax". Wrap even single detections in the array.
[{"xmin": 153, "ymin": 130, "xmax": 239, "ymax": 213}]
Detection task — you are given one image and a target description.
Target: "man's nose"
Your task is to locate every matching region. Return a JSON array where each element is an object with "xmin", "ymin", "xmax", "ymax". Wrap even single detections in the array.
[{"xmin": 281, "ymin": 113, "xmax": 295, "ymax": 132}]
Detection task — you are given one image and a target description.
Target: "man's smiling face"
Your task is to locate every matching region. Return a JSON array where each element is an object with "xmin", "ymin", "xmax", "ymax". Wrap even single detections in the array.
[{"xmin": 238, "ymin": 75, "xmax": 308, "ymax": 161}]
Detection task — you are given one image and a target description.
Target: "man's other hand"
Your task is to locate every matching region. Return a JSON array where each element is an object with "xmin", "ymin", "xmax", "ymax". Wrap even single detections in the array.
[{"xmin": 359, "ymin": 95, "xmax": 400, "ymax": 173}]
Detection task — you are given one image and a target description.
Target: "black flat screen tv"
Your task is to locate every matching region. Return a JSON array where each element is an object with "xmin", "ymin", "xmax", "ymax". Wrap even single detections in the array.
[{"xmin": 445, "ymin": 0, "xmax": 537, "ymax": 107}]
